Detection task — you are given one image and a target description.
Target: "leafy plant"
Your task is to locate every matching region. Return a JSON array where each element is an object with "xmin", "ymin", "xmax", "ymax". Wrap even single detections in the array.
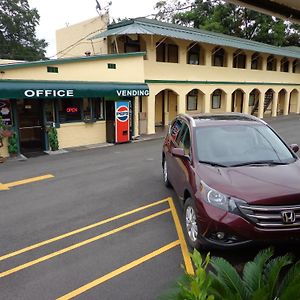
[
  {"xmin": 48, "ymin": 126, "xmax": 59, "ymax": 151},
  {"xmin": 8, "ymin": 133, "xmax": 18, "ymax": 154},
  {"xmin": 162, "ymin": 248, "xmax": 300, "ymax": 300}
]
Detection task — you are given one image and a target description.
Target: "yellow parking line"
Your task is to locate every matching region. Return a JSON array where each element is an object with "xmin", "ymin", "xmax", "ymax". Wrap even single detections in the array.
[
  {"xmin": 0, "ymin": 209, "xmax": 171, "ymax": 278},
  {"xmin": 168, "ymin": 197, "xmax": 194, "ymax": 275},
  {"xmin": 0, "ymin": 174, "xmax": 55, "ymax": 191},
  {"xmin": 56, "ymin": 240, "xmax": 180, "ymax": 300},
  {"xmin": 0, "ymin": 198, "xmax": 169, "ymax": 261}
]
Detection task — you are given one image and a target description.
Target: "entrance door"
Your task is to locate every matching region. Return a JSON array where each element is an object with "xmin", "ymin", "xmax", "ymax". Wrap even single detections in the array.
[
  {"xmin": 106, "ymin": 101, "xmax": 115, "ymax": 143},
  {"xmin": 17, "ymin": 99, "xmax": 45, "ymax": 154}
]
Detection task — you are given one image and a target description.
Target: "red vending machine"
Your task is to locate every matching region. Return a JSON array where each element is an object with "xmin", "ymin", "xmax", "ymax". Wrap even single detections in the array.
[{"xmin": 115, "ymin": 101, "xmax": 130, "ymax": 143}]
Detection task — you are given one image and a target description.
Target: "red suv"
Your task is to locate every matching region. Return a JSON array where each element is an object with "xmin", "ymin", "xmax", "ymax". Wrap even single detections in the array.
[{"xmin": 162, "ymin": 113, "xmax": 300, "ymax": 248}]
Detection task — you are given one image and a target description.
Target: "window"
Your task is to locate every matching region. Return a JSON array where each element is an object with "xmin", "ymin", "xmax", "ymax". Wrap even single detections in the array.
[
  {"xmin": 93, "ymin": 98, "xmax": 104, "ymax": 120},
  {"xmin": 186, "ymin": 90, "xmax": 198, "ymax": 111},
  {"xmin": 47, "ymin": 66, "xmax": 58, "ymax": 73},
  {"xmin": 267, "ymin": 56, "xmax": 277, "ymax": 71},
  {"xmin": 187, "ymin": 44, "xmax": 200, "ymax": 65},
  {"xmin": 0, "ymin": 99, "xmax": 12, "ymax": 125},
  {"xmin": 177, "ymin": 123, "xmax": 191, "ymax": 156},
  {"xmin": 124, "ymin": 35, "xmax": 140, "ymax": 53},
  {"xmin": 44, "ymin": 100, "xmax": 55, "ymax": 123},
  {"xmin": 212, "ymin": 90, "xmax": 222, "ymax": 109},
  {"xmin": 251, "ymin": 53, "xmax": 262, "ymax": 70},
  {"xmin": 280, "ymin": 58, "xmax": 289, "ymax": 72},
  {"xmin": 170, "ymin": 119, "xmax": 183, "ymax": 140},
  {"xmin": 233, "ymin": 51, "xmax": 246, "ymax": 69},
  {"xmin": 156, "ymin": 41, "xmax": 178, "ymax": 63},
  {"xmin": 107, "ymin": 63, "xmax": 116, "ymax": 69},
  {"xmin": 58, "ymin": 98, "xmax": 82, "ymax": 123},
  {"xmin": 249, "ymin": 94, "xmax": 255, "ymax": 106},
  {"xmin": 212, "ymin": 47, "xmax": 226, "ymax": 67}
]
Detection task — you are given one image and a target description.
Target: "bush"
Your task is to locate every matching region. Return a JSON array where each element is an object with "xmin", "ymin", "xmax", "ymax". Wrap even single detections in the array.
[
  {"xmin": 48, "ymin": 126, "xmax": 59, "ymax": 151},
  {"xmin": 163, "ymin": 248, "xmax": 300, "ymax": 300},
  {"xmin": 8, "ymin": 133, "xmax": 18, "ymax": 154}
]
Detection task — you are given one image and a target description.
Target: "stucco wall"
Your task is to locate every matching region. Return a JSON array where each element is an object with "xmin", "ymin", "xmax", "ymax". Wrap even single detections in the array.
[{"xmin": 57, "ymin": 121, "xmax": 106, "ymax": 148}]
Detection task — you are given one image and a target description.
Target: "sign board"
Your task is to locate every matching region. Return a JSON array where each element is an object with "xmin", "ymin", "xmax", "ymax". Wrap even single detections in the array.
[
  {"xmin": 115, "ymin": 101, "xmax": 130, "ymax": 143},
  {"xmin": 0, "ymin": 100, "xmax": 12, "ymax": 124}
]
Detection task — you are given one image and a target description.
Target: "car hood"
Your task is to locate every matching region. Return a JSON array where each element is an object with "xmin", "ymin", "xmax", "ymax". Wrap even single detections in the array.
[{"xmin": 196, "ymin": 160, "xmax": 300, "ymax": 205}]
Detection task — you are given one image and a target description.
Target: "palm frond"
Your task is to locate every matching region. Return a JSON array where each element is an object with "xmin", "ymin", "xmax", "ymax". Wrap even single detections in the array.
[
  {"xmin": 277, "ymin": 259, "xmax": 300, "ymax": 300},
  {"xmin": 210, "ymin": 257, "xmax": 247, "ymax": 300},
  {"xmin": 263, "ymin": 253, "xmax": 293, "ymax": 299},
  {"xmin": 243, "ymin": 247, "xmax": 274, "ymax": 295}
]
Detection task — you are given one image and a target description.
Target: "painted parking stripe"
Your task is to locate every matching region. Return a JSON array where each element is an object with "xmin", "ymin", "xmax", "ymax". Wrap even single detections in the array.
[
  {"xmin": 56, "ymin": 240, "xmax": 181, "ymax": 300},
  {"xmin": 168, "ymin": 197, "xmax": 194, "ymax": 275},
  {"xmin": 0, "ymin": 209, "xmax": 171, "ymax": 278},
  {"xmin": 0, "ymin": 198, "xmax": 169, "ymax": 261},
  {"xmin": 0, "ymin": 174, "xmax": 55, "ymax": 191}
]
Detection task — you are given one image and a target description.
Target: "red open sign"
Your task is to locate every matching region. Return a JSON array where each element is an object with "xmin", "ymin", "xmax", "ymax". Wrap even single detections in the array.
[{"xmin": 66, "ymin": 107, "xmax": 78, "ymax": 113}]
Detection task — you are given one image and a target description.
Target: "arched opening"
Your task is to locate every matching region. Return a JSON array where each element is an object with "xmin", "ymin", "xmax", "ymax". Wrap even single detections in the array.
[
  {"xmin": 264, "ymin": 89, "xmax": 275, "ymax": 116},
  {"xmin": 249, "ymin": 89, "xmax": 261, "ymax": 115},
  {"xmin": 293, "ymin": 60, "xmax": 300, "ymax": 73},
  {"xmin": 156, "ymin": 38, "xmax": 178, "ymax": 63},
  {"xmin": 233, "ymin": 50, "xmax": 246, "ymax": 69},
  {"xmin": 231, "ymin": 89, "xmax": 245, "ymax": 113},
  {"xmin": 211, "ymin": 89, "xmax": 226, "ymax": 112},
  {"xmin": 290, "ymin": 89, "xmax": 299, "ymax": 113},
  {"xmin": 251, "ymin": 52, "xmax": 263, "ymax": 70},
  {"xmin": 187, "ymin": 43, "xmax": 205, "ymax": 65},
  {"xmin": 267, "ymin": 55, "xmax": 277, "ymax": 71},
  {"xmin": 155, "ymin": 89, "xmax": 178, "ymax": 131},
  {"xmin": 280, "ymin": 57, "xmax": 289, "ymax": 72},
  {"xmin": 212, "ymin": 47, "xmax": 227, "ymax": 67},
  {"xmin": 277, "ymin": 89, "xmax": 287, "ymax": 115},
  {"xmin": 186, "ymin": 89, "xmax": 205, "ymax": 113}
]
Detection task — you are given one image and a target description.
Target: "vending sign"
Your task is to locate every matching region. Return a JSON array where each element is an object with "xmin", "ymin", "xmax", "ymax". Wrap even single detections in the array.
[{"xmin": 115, "ymin": 101, "xmax": 130, "ymax": 143}]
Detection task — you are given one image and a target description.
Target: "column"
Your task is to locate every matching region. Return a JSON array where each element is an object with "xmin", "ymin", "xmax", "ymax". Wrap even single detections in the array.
[
  {"xmin": 276, "ymin": 58, "xmax": 281, "ymax": 72},
  {"xmin": 288, "ymin": 59, "xmax": 293, "ymax": 73},
  {"xmin": 246, "ymin": 52, "xmax": 252, "ymax": 70},
  {"xmin": 134, "ymin": 96, "xmax": 139, "ymax": 137},
  {"xmin": 203, "ymin": 93, "xmax": 210, "ymax": 113},
  {"xmin": 283, "ymin": 91, "xmax": 290, "ymax": 115},
  {"xmin": 164, "ymin": 90, "xmax": 169, "ymax": 126},
  {"xmin": 224, "ymin": 93, "xmax": 231, "ymax": 112},
  {"xmin": 297, "ymin": 92, "xmax": 300, "ymax": 114},
  {"xmin": 243, "ymin": 93, "xmax": 250, "ymax": 114},
  {"xmin": 258, "ymin": 92, "xmax": 264, "ymax": 119},
  {"xmin": 204, "ymin": 45, "xmax": 213, "ymax": 67},
  {"xmin": 146, "ymin": 94, "xmax": 155, "ymax": 134},
  {"xmin": 227, "ymin": 49, "xmax": 234, "ymax": 68},
  {"xmin": 262, "ymin": 55, "xmax": 268, "ymax": 71},
  {"xmin": 177, "ymin": 93, "xmax": 186, "ymax": 115},
  {"xmin": 271, "ymin": 92, "xmax": 278, "ymax": 117}
]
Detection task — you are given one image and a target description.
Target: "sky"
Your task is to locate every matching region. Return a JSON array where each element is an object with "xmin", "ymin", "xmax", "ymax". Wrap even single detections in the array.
[{"xmin": 28, "ymin": 0, "xmax": 159, "ymax": 58}]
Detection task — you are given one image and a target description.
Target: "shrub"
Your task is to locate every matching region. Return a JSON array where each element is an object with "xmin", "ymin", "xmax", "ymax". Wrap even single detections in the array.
[{"xmin": 48, "ymin": 126, "xmax": 59, "ymax": 151}]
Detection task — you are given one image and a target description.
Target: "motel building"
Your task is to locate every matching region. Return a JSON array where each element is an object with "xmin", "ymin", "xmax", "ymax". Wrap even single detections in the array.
[{"xmin": 1, "ymin": 16, "xmax": 300, "ymax": 158}]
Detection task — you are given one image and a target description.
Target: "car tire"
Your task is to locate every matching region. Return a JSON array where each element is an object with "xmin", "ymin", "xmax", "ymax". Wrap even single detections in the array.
[
  {"xmin": 184, "ymin": 197, "xmax": 201, "ymax": 250},
  {"xmin": 163, "ymin": 158, "xmax": 171, "ymax": 188}
]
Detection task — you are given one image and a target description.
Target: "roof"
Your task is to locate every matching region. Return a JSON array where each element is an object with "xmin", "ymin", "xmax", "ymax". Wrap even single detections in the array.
[
  {"xmin": 91, "ymin": 17, "xmax": 300, "ymax": 59},
  {"xmin": 0, "ymin": 52, "xmax": 145, "ymax": 71}
]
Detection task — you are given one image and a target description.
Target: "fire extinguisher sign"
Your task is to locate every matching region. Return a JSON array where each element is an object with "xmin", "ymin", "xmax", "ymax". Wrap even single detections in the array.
[{"xmin": 115, "ymin": 101, "xmax": 130, "ymax": 143}]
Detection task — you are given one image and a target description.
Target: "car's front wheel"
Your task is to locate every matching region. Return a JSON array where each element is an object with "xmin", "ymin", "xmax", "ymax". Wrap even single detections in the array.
[
  {"xmin": 184, "ymin": 197, "xmax": 201, "ymax": 249},
  {"xmin": 162, "ymin": 158, "xmax": 171, "ymax": 187}
]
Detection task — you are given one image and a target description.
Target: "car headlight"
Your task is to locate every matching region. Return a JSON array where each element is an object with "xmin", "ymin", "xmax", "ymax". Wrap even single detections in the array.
[{"xmin": 200, "ymin": 181, "xmax": 239, "ymax": 212}]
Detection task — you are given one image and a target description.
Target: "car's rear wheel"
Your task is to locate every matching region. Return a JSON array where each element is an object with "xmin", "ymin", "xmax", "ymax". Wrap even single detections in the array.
[
  {"xmin": 184, "ymin": 197, "xmax": 201, "ymax": 249},
  {"xmin": 163, "ymin": 158, "xmax": 171, "ymax": 187}
]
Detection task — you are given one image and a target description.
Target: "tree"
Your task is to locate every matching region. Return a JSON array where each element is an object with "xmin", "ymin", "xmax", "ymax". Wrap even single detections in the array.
[
  {"xmin": 154, "ymin": 0, "xmax": 300, "ymax": 47},
  {"xmin": 0, "ymin": 0, "xmax": 47, "ymax": 61}
]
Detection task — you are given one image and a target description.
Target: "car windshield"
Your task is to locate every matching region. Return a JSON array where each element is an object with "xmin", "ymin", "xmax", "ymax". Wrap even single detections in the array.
[{"xmin": 195, "ymin": 123, "xmax": 295, "ymax": 167}]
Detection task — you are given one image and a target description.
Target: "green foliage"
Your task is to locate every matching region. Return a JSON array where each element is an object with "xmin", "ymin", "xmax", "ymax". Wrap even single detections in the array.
[
  {"xmin": 162, "ymin": 248, "xmax": 300, "ymax": 300},
  {"xmin": 154, "ymin": 0, "xmax": 300, "ymax": 47},
  {"xmin": 48, "ymin": 126, "xmax": 59, "ymax": 151},
  {"xmin": 0, "ymin": 0, "xmax": 48, "ymax": 60},
  {"xmin": 8, "ymin": 132, "xmax": 18, "ymax": 154}
]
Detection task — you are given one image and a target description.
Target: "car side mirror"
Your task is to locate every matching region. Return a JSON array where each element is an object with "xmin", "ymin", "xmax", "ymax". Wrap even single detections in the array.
[
  {"xmin": 290, "ymin": 144, "xmax": 299, "ymax": 153},
  {"xmin": 171, "ymin": 148, "xmax": 191, "ymax": 162}
]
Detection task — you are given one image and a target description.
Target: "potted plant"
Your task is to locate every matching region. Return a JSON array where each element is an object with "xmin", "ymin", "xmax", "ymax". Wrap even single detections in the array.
[
  {"xmin": 8, "ymin": 132, "xmax": 18, "ymax": 156},
  {"xmin": 47, "ymin": 125, "xmax": 59, "ymax": 151}
]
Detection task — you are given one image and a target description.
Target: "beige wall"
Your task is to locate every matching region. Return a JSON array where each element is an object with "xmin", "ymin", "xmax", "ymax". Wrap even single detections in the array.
[
  {"xmin": 56, "ymin": 15, "xmax": 109, "ymax": 58},
  {"xmin": 1, "ymin": 56, "xmax": 145, "ymax": 83},
  {"xmin": 57, "ymin": 121, "xmax": 106, "ymax": 148}
]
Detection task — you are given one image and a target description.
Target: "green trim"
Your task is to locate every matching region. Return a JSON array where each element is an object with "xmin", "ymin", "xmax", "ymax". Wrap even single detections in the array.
[
  {"xmin": 0, "ymin": 79, "xmax": 149, "ymax": 99},
  {"xmin": 145, "ymin": 79, "xmax": 300, "ymax": 86},
  {"xmin": 0, "ymin": 52, "xmax": 146, "ymax": 71}
]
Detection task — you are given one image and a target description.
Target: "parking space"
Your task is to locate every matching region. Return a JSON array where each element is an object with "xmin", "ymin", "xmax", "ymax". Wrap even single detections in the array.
[{"xmin": 0, "ymin": 197, "xmax": 193, "ymax": 299}]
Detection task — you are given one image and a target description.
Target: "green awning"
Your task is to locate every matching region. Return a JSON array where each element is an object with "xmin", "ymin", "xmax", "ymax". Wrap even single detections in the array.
[{"xmin": 0, "ymin": 80, "xmax": 149, "ymax": 99}]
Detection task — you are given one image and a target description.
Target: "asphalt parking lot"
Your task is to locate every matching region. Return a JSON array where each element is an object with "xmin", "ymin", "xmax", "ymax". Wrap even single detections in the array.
[{"xmin": 1, "ymin": 114, "xmax": 300, "ymax": 299}]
